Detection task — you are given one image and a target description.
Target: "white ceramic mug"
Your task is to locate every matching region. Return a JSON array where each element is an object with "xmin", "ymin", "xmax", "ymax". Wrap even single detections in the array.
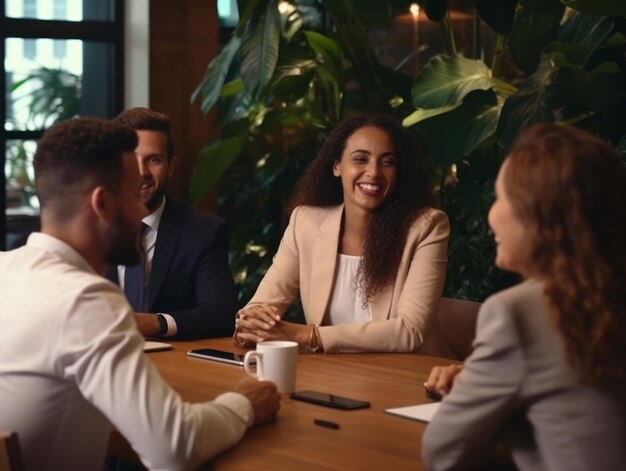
[{"xmin": 243, "ymin": 341, "xmax": 298, "ymax": 393}]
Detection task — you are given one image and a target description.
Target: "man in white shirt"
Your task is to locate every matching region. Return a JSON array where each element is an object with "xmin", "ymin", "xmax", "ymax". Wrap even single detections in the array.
[{"xmin": 0, "ymin": 117, "xmax": 280, "ymax": 470}]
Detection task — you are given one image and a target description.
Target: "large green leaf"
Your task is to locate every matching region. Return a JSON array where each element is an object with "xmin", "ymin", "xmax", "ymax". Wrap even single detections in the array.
[
  {"xmin": 558, "ymin": 13, "xmax": 614, "ymax": 46},
  {"xmin": 240, "ymin": 0, "xmax": 281, "ymax": 98},
  {"xmin": 236, "ymin": 0, "xmax": 266, "ymax": 35},
  {"xmin": 323, "ymin": 1, "xmax": 379, "ymax": 107},
  {"xmin": 303, "ymin": 31, "xmax": 343, "ymax": 82},
  {"xmin": 220, "ymin": 79, "xmax": 245, "ymax": 97},
  {"xmin": 271, "ymin": 70, "xmax": 316, "ymax": 102},
  {"xmin": 403, "ymin": 102, "xmax": 462, "ymax": 127},
  {"xmin": 543, "ymin": 67, "xmax": 626, "ymax": 109},
  {"xmin": 190, "ymin": 133, "xmax": 247, "ymax": 203},
  {"xmin": 560, "ymin": 0, "xmax": 626, "ymax": 18},
  {"xmin": 411, "ymin": 54, "xmax": 497, "ymax": 109},
  {"xmin": 549, "ymin": 13, "xmax": 615, "ymax": 66},
  {"xmin": 412, "ymin": 89, "xmax": 501, "ymax": 165},
  {"xmin": 191, "ymin": 35, "xmax": 242, "ymax": 114},
  {"xmin": 508, "ymin": 0, "xmax": 565, "ymax": 74},
  {"xmin": 497, "ymin": 52, "xmax": 568, "ymax": 148},
  {"xmin": 475, "ymin": 0, "xmax": 519, "ymax": 35}
]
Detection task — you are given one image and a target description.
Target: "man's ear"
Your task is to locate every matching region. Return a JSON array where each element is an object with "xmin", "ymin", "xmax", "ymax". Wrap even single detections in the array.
[
  {"xmin": 167, "ymin": 155, "xmax": 178, "ymax": 178},
  {"xmin": 90, "ymin": 186, "xmax": 113, "ymax": 223}
]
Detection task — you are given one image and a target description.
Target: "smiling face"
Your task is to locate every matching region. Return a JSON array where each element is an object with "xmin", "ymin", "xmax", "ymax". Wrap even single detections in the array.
[
  {"xmin": 104, "ymin": 152, "xmax": 149, "ymax": 267},
  {"xmin": 332, "ymin": 126, "xmax": 398, "ymax": 215},
  {"xmin": 135, "ymin": 129, "xmax": 176, "ymax": 213},
  {"xmin": 488, "ymin": 160, "xmax": 531, "ymax": 275}
]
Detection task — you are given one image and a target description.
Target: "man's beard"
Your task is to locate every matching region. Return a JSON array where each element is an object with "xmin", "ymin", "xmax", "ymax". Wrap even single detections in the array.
[
  {"xmin": 104, "ymin": 210, "xmax": 142, "ymax": 267},
  {"xmin": 144, "ymin": 183, "xmax": 166, "ymax": 213}
]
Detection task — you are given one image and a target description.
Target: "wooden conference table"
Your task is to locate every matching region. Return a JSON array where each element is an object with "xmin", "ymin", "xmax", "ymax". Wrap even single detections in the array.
[{"xmin": 113, "ymin": 337, "xmax": 449, "ymax": 470}]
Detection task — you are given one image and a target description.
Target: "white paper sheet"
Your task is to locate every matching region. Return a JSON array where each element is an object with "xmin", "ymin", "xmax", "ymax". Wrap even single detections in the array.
[
  {"xmin": 385, "ymin": 402, "xmax": 441, "ymax": 423},
  {"xmin": 143, "ymin": 341, "xmax": 172, "ymax": 352}
]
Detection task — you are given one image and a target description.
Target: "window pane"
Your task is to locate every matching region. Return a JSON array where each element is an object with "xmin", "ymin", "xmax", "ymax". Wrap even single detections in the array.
[
  {"xmin": 5, "ymin": 139, "xmax": 37, "ymax": 213},
  {"xmin": 4, "ymin": 0, "xmax": 116, "ymax": 22},
  {"xmin": 218, "ymin": 0, "xmax": 238, "ymax": 27},
  {"xmin": 5, "ymin": 140, "xmax": 39, "ymax": 249},
  {"xmin": 5, "ymin": 38, "xmax": 117, "ymax": 130}
]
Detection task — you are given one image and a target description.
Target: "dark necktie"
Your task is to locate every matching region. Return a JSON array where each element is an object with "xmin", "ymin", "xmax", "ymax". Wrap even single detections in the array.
[{"xmin": 124, "ymin": 223, "xmax": 148, "ymax": 312}]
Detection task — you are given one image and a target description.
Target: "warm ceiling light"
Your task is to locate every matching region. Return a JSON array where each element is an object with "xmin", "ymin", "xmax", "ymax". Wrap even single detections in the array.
[{"xmin": 410, "ymin": 3, "xmax": 420, "ymax": 17}]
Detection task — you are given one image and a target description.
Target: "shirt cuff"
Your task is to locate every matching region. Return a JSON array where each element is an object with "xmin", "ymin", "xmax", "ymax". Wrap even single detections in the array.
[
  {"xmin": 157, "ymin": 313, "xmax": 177, "ymax": 337},
  {"xmin": 213, "ymin": 392, "xmax": 254, "ymax": 428}
]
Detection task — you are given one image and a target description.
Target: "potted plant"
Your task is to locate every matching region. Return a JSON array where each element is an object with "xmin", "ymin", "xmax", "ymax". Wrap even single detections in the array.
[{"xmin": 192, "ymin": 0, "xmax": 626, "ymax": 304}]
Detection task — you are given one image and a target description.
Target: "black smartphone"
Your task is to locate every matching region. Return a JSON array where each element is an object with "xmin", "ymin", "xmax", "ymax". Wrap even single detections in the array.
[
  {"xmin": 290, "ymin": 390, "xmax": 370, "ymax": 410},
  {"xmin": 187, "ymin": 348, "xmax": 252, "ymax": 366}
]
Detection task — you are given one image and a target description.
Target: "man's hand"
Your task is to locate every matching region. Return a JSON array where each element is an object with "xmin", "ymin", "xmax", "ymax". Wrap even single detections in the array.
[
  {"xmin": 233, "ymin": 377, "xmax": 281, "ymax": 426},
  {"xmin": 134, "ymin": 313, "xmax": 161, "ymax": 337}
]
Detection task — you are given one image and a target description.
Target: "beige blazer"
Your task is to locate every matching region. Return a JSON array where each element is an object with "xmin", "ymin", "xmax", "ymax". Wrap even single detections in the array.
[
  {"xmin": 422, "ymin": 280, "xmax": 626, "ymax": 471},
  {"xmin": 245, "ymin": 205, "xmax": 452, "ymax": 354}
]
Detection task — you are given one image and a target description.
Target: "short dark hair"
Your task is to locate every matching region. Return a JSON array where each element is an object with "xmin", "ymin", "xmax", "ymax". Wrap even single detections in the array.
[
  {"xmin": 34, "ymin": 117, "xmax": 137, "ymax": 222},
  {"xmin": 113, "ymin": 107, "xmax": 175, "ymax": 160}
]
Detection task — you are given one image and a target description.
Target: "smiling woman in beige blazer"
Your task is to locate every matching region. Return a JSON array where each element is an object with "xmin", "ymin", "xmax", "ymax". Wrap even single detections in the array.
[
  {"xmin": 234, "ymin": 115, "xmax": 451, "ymax": 355},
  {"xmin": 422, "ymin": 124, "xmax": 626, "ymax": 471}
]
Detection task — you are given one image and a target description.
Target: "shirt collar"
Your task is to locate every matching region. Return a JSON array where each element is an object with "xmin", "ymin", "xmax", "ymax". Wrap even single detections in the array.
[
  {"xmin": 26, "ymin": 232, "xmax": 96, "ymax": 274},
  {"xmin": 142, "ymin": 196, "xmax": 166, "ymax": 232}
]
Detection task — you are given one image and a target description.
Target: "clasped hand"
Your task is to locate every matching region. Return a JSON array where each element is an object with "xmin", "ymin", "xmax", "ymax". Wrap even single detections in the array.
[{"xmin": 236, "ymin": 305, "xmax": 309, "ymax": 345}]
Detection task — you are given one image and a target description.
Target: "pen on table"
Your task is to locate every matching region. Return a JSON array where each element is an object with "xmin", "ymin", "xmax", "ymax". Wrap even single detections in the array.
[
  {"xmin": 423, "ymin": 382, "xmax": 443, "ymax": 401},
  {"xmin": 314, "ymin": 419, "xmax": 340, "ymax": 430}
]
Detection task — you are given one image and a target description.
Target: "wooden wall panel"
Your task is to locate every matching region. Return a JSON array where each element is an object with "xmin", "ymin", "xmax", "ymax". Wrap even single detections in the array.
[{"xmin": 149, "ymin": 0, "xmax": 218, "ymax": 211}]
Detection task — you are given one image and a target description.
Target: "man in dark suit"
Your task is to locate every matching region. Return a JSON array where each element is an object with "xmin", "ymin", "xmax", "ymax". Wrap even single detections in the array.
[{"xmin": 108, "ymin": 107, "xmax": 238, "ymax": 339}]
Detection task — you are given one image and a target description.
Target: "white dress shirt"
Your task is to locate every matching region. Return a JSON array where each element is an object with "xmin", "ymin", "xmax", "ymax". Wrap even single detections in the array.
[
  {"xmin": 117, "ymin": 198, "xmax": 177, "ymax": 336},
  {"xmin": 0, "ymin": 233, "xmax": 252, "ymax": 471}
]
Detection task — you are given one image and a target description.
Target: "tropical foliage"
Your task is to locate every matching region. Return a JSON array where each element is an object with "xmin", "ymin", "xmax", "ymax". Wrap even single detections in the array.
[
  {"xmin": 10, "ymin": 66, "xmax": 81, "ymax": 129},
  {"xmin": 192, "ymin": 0, "xmax": 626, "ymax": 304}
]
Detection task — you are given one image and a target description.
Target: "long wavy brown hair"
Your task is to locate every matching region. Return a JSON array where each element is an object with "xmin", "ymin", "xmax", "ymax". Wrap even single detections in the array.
[
  {"xmin": 504, "ymin": 124, "xmax": 626, "ymax": 388},
  {"xmin": 288, "ymin": 115, "xmax": 437, "ymax": 301}
]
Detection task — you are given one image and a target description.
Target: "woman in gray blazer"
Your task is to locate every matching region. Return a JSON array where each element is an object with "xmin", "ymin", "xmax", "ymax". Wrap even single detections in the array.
[{"xmin": 422, "ymin": 124, "xmax": 626, "ymax": 471}]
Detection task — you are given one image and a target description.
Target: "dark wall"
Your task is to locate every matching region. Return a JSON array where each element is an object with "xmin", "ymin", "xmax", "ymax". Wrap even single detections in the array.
[{"xmin": 149, "ymin": 1, "xmax": 219, "ymax": 212}]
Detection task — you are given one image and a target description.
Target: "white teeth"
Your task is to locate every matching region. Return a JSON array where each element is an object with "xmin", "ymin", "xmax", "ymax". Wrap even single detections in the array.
[{"xmin": 359, "ymin": 183, "xmax": 381, "ymax": 191}]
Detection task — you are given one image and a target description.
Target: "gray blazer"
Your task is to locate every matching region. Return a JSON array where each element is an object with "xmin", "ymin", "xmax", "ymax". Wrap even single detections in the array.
[{"xmin": 422, "ymin": 280, "xmax": 626, "ymax": 471}]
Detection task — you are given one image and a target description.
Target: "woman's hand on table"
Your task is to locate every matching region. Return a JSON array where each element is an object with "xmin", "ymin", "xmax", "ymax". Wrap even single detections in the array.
[
  {"xmin": 236, "ymin": 305, "xmax": 310, "ymax": 345},
  {"xmin": 236, "ymin": 305, "xmax": 280, "ymax": 343},
  {"xmin": 424, "ymin": 364, "xmax": 463, "ymax": 398}
]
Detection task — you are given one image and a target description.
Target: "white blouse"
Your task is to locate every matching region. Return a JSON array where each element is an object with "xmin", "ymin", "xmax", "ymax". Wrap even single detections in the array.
[{"xmin": 325, "ymin": 254, "xmax": 372, "ymax": 325}]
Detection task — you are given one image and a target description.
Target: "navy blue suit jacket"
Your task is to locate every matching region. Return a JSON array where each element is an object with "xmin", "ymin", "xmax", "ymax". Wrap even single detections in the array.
[{"xmin": 107, "ymin": 198, "xmax": 238, "ymax": 339}]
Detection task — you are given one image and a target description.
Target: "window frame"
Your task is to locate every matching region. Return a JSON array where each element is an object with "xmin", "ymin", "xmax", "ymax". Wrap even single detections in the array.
[{"xmin": 0, "ymin": 0, "xmax": 125, "ymax": 249}]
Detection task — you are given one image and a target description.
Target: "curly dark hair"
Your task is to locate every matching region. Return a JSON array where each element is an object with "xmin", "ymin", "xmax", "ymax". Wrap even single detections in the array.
[
  {"xmin": 504, "ymin": 124, "xmax": 626, "ymax": 388},
  {"xmin": 114, "ymin": 107, "xmax": 175, "ymax": 160},
  {"xmin": 288, "ymin": 114, "xmax": 437, "ymax": 301},
  {"xmin": 34, "ymin": 117, "xmax": 137, "ymax": 223}
]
